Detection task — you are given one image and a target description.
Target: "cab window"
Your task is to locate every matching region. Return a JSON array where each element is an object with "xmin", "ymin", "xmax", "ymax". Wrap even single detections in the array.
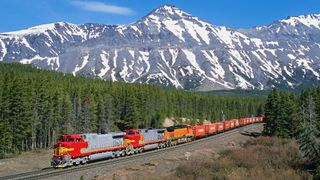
[
  {"xmin": 58, "ymin": 136, "xmax": 64, "ymax": 142},
  {"xmin": 76, "ymin": 138, "xmax": 82, "ymax": 142},
  {"xmin": 135, "ymin": 132, "xmax": 140, "ymax": 136},
  {"xmin": 81, "ymin": 135, "xmax": 86, "ymax": 140},
  {"xmin": 127, "ymin": 131, "xmax": 135, "ymax": 135},
  {"xmin": 66, "ymin": 137, "xmax": 74, "ymax": 142}
]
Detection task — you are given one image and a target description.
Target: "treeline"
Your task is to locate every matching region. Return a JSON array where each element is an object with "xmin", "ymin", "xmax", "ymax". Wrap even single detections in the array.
[
  {"xmin": 264, "ymin": 88, "xmax": 320, "ymax": 177},
  {"xmin": 0, "ymin": 63, "xmax": 265, "ymax": 157}
]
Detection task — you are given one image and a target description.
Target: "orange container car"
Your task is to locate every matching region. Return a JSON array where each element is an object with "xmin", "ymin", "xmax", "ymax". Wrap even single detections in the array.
[
  {"xmin": 205, "ymin": 123, "xmax": 217, "ymax": 135},
  {"xmin": 234, "ymin": 119, "xmax": 240, "ymax": 127},
  {"xmin": 240, "ymin": 118, "xmax": 250, "ymax": 125},
  {"xmin": 223, "ymin": 121, "xmax": 231, "ymax": 130},
  {"xmin": 249, "ymin": 117, "xmax": 253, "ymax": 124},
  {"xmin": 192, "ymin": 125, "xmax": 206, "ymax": 137},
  {"xmin": 216, "ymin": 122, "xmax": 224, "ymax": 132},
  {"xmin": 229, "ymin": 119, "xmax": 235, "ymax": 129}
]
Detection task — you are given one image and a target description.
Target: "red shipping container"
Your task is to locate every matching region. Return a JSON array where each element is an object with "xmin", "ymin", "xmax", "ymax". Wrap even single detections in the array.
[
  {"xmin": 257, "ymin": 116, "xmax": 264, "ymax": 122},
  {"xmin": 216, "ymin": 122, "xmax": 224, "ymax": 132},
  {"xmin": 205, "ymin": 123, "xmax": 217, "ymax": 134},
  {"xmin": 235, "ymin": 119, "xmax": 240, "ymax": 127},
  {"xmin": 192, "ymin": 125, "xmax": 206, "ymax": 137},
  {"xmin": 223, "ymin": 121, "xmax": 231, "ymax": 130},
  {"xmin": 230, "ymin": 120, "xmax": 235, "ymax": 129},
  {"xmin": 244, "ymin": 118, "xmax": 249, "ymax": 125},
  {"xmin": 239, "ymin": 118, "xmax": 245, "ymax": 126}
]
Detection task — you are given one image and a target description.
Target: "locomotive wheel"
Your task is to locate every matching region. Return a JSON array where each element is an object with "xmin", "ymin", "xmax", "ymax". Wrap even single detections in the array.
[
  {"xmin": 81, "ymin": 158, "xmax": 87, "ymax": 165},
  {"xmin": 121, "ymin": 152, "xmax": 126, "ymax": 157},
  {"xmin": 126, "ymin": 145, "xmax": 134, "ymax": 155},
  {"xmin": 134, "ymin": 148, "xmax": 139, "ymax": 154}
]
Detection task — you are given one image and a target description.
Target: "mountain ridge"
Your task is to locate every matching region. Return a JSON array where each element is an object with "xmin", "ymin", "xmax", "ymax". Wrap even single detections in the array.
[{"xmin": 1, "ymin": 5, "xmax": 320, "ymax": 91}]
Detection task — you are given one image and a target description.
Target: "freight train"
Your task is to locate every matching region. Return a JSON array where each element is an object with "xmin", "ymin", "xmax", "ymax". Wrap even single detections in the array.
[{"xmin": 51, "ymin": 116, "xmax": 264, "ymax": 168}]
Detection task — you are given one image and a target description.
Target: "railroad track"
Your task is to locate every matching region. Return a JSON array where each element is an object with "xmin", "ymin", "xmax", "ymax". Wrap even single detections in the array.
[{"xmin": 0, "ymin": 124, "xmax": 262, "ymax": 180}]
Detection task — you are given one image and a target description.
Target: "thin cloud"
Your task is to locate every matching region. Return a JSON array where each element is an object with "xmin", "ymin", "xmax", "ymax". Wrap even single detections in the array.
[{"xmin": 71, "ymin": 1, "xmax": 134, "ymax": 15}]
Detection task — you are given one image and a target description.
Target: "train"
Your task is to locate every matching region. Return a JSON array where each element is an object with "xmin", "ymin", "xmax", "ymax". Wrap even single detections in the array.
[{"xmin": 51, "ymin": 116, "xmax": 265, "ymax": 168}]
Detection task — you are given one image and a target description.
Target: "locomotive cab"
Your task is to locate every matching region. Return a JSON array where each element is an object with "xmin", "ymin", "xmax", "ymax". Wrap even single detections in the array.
[
  {"xmin": 53, "ymin": 134, "xmax": 87, "ymax": 157},
  {"xmin": 51, "ymin": 134, "xmax": 88, "ymax": 168},
  {"xmin": 124, "ymin": 130, "xmax": 144, "ymax": 147}
]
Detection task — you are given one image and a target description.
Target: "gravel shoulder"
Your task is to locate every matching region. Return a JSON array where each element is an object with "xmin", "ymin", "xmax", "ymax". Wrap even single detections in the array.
[{"xmin": 0, "ymin": 149, "xmax": 52, "ymax": 177}]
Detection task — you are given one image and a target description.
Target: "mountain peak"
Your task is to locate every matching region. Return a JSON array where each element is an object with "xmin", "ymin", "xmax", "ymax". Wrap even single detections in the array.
[
  {"xmin": 156, "ymin": 4, "xmax": 178, "ymax": 12},
  {"xmin": 143, "ymin": 4, "xmax": 193, "ymax": 21},
  {"xmin": 279, "ymin": 14, "xmax": 320, "ymax": 28}
]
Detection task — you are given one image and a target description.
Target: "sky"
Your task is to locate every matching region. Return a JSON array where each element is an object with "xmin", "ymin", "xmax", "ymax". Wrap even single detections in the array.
[{"xmin": 1, "ymin": 0, "xmax": 320, "ymax": 32}]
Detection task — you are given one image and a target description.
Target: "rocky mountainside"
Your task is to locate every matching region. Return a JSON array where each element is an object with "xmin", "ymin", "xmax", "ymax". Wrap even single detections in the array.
[{"xmin": 1, "ymin": 5, "xmax": 320, "ymax": 91}]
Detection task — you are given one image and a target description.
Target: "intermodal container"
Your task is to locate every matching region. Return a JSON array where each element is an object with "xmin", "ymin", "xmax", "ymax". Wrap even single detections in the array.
[
  {"xmin": 205, "ymin": 123, "xmax": 217, "ymax": 134},
  {"xmin": 230, "ymin": 120, "xmax": 235, "ymax": 129},
  {"xmin": 235, "ymin": 119, "xmax": 240, "ymax": 127},
  {"xmin": 193, "ymin": 125, "xmax": 206, "ymax": 137},
  {"xmin": 239, "ymin": 118, "xmax": 245, "ymax": 126},
  {"xmin": 216, "ymin": 122, "xmax": 224, "ymax": 132},
  {"xmin": 223, "ymin": 121, "xmax": 231, "ymax": 130},
  {"xmin": 249, "ymin": 118, "xmax": 253, "ymax": 124}
]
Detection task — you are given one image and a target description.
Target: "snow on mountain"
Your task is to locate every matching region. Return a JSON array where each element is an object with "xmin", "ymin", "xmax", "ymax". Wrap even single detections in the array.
[
  {"xmin": 280, "ymin": 14, "xmax": 320, "ymax": 29},
  {"xmin": 1, "ymin": 5, "xmax": 320, "ymax": 91}
]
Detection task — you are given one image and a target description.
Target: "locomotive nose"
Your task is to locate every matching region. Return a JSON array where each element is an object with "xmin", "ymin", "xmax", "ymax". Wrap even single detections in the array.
[{"xmin": 53, "ymin": 142, "xmax": 74, "ymax": 156}]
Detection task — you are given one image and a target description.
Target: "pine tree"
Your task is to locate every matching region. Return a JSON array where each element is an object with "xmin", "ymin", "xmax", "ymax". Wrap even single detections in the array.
[
  {"xmin": 298, "ymin": 93, "xmax": 320, "ymax": 168},
  {"xmin": 80, "ymin": 96, "xmax": 91, "ymax": 133},
  {"xmin": 263, "ymin": 88, "xmax": 279, "ymax": 135}
]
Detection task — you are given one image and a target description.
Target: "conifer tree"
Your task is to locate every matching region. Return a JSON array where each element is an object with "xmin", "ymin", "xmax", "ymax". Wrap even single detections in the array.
[
  {"xmin": 263, "ymin": 88, "xmax": 279, "ymax": 135},
  {"xmin": 298, "ymin": 93, "xmax": 320, "ymax": 169}
]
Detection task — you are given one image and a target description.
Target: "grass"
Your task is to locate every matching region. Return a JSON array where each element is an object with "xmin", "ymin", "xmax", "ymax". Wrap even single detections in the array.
[{"xmin": 173, "ymin": 137, "xmax": 312, "ymax": 180}]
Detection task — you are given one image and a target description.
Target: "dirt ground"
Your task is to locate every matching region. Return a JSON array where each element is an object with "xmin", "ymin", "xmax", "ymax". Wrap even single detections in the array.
[{"xmin": 0, "ymin": 149, "xmax": 52, "ymax": 176}]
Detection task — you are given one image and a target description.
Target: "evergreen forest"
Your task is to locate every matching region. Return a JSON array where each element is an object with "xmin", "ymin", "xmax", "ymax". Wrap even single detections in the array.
[
  {"xmin": 0, "ymin": 63, "xmax": 265, "ymax": 158},
  {"xmin": 264, "ymin": 88, "xmax": 320, "ymax": 177}
]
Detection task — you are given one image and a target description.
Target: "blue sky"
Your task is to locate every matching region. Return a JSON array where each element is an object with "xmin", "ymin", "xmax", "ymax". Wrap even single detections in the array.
[{"xmin": 1, "ymin": 0, "xmax": 320, "ymax": 32}]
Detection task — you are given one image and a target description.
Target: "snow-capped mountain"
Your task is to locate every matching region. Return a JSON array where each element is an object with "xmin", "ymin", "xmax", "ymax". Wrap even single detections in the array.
[{"xmin": 1, "ymin": 5, "xmax": 320, "ymax": 91}]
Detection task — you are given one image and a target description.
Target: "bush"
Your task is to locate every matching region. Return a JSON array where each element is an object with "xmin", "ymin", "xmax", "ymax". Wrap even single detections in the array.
[{"xmin": 172, "ymin": 137, "xmax": 312, "ymax": 179}]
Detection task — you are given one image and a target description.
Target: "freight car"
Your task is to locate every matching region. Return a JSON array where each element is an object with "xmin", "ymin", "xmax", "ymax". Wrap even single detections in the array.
[
  {"xmin": 216, "ymin": 122, "xmax": 224, "ymax": 132},
  {"xmin": 192, "ymin": 125, "xmax": 206, "ymax": 138},
  {"xmin": 205, "ymin": 123, "xmax": 217, "ymax": 135},
  {"xmin": 51, "ymin": 116, "xmax": 265, "ymax": 168},
  {"xmin": 223, "ymin": 120, "xmax": 231, "ymax": 130},
  {"xmin": 235, "ymin": 119, "xmax": 240, "ymax": 127}
]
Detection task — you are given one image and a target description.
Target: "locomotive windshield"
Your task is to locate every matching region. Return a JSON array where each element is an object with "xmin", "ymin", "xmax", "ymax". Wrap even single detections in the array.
[
  {"xmin": 58, "ymin": 136, "xmax": 64, "ymax": 142},
  {"xmin": 66, "ymin": 137, "xmax": 74, "ymax": 142},
  {"xmin": 57, "ymin": 136, "xmax": 74, "ymax": 142}
]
